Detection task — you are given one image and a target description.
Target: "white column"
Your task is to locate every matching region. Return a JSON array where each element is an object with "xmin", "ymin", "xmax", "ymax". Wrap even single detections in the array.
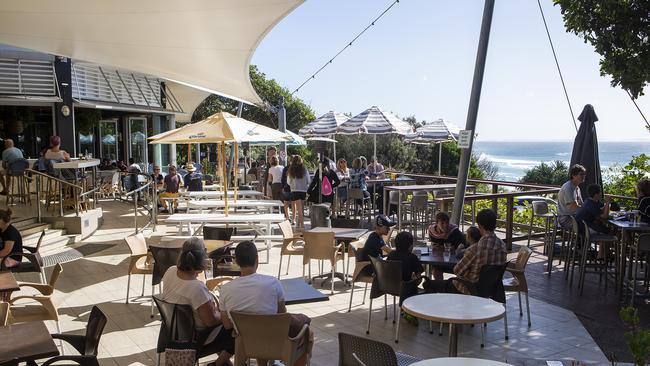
[{"xmin": 168, "ymin": 115, "xmax": 177, "ymax": 167}]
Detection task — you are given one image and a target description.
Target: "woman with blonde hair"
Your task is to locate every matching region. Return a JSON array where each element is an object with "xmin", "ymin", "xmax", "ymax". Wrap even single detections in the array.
[{"xmin": 287, "ymin": 155, "xmax": 311, "ymax": 228}]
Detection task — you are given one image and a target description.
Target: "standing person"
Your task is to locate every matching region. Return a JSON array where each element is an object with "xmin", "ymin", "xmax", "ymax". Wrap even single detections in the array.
[
  {"xmin": 335, "ymin": 158, "xmax": 350, "ymax": 205},
  {"xmin": 0, "ymin": 139, "xmax": 24, "ymax": 195},
  {"xmin": 424, "ymin": 209, "xmax": 507, "ymax": 294},
  {"xmin": 44, "ymin": 136, "xmax": 71, "ymax": 161},
  {"xmin": 367, "ymin": 156, "xmax": 385, "ymax": 179},
  {"xmin": 349, "ymin": 158, "xmax": 370, "ymax": 210},
  {"xmin": 287, "ymin": 155, "xmax": 311, "ymax": 229},
  {"xmin": 557, "ymin": 164, "xmax": 586, "ymax": 228},
  {"xmin": 161, "ymin": 238, "xmax": 234, "ymax": 365},
  {"xmin": 183, "ymin": 162, "xmax": 203, "ymax": 192},
  {"xmin": 307, "ymin": 157, "xmax": 340, "ymax": 205},
  {"xmin": 268, "ymin": 156, "xmax": 285, "ymax": 204},
  {"xmin": 160, "ymin": 165, "xmax": 181, "ymax": 212},
  {"xmin": 263, "ymin": 146, "xmax": 277, "ymax": 196},
  {"xmin": 636, "ymin": 179, "xmax": 650, "ymax": 223},
  {"xmin": 219, "ymin": 241, "xmax": 313, "ymax": 366},
  {"xmin": 280, "ymin": 163, "xmax": 291, "ymax": 221}
]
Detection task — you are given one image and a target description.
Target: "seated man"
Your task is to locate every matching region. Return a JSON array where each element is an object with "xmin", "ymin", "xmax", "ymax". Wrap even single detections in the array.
[
  {"xmin": 1, "ymin": 139, "xmax": 24, "ymax": 195},
  {"xmin": 424, "ymin": 209, "xmax": 507, "ymax": 294},
  {"xmin": 219, "ymin": 241, "xmax": 312, "ymax": 366},
  {"xmin": 575, "ymin": 184, "xmax": 611, "ymax": 259},
  {"xmin": 428, "ymin": 212, "xmax": 466, "ymax": 280},
  {"xmin": 558, "ymin": 164, "xmax": 586, "ymax": 229},
  {"xmin": 151, "ymin": 165, "xmax": 164, "ymax": 189},
  {"xmin": 355, "ymin": 215, "xmax": 395, "ymax": 276},
  {"xmin": 183, "ymin": 162, "xmax": 203, "ymax": 192}
]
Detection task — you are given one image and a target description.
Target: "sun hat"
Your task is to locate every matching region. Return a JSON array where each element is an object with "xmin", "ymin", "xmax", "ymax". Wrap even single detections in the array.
[{"xmin": 185, "ymin": 163, "xmax": 196, "ymax": 172}]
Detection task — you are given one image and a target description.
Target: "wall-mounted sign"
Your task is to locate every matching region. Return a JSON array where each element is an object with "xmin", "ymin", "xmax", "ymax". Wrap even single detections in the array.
[{"xmin": 457, "ymin": 130, "xmax": 472, "ymax": 149}]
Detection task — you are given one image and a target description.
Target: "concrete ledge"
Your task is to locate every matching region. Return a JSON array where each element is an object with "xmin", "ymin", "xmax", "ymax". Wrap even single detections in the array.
[{"xmin": 42, "ymin": 208, "xmax": 103, "ymax": 240}]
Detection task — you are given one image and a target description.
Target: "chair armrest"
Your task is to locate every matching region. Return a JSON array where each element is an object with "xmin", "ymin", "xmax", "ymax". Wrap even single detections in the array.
[
  {"xmin": 50, "ymin": 334, "xmax": 85, "ymax": 354},
  {"xmin": 18, "ymin": 282, "xmax": 52, "ymax": 295},
  {"xmin": 42, "ymin": 355, "xmax": 89, "ymax": 366},
  {"xmin": 9, "ymin": 295, "xmax": 52, "ymax": 305},
  {"xmin": 23, "ymin": 246, "xmax": 38, "ymax": 254},
  {"xmin": 288, "ymin": 324, "xmax": 309, "ymax": 343},
  {"xmin": 505, "ymin": 267, "xmax": 524, "ymax": 275}
]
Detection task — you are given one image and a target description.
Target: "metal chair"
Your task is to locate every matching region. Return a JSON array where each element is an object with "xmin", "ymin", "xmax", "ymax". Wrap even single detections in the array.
[
  {"xmin": 2, "ymin": 229, "xmax": 47, "ymax": 283},
  {"xmin": 204, "ymin": 226, "xmax": 240, "ymax": 278},
  {"xmin": 347, "ymin": 244, "xmax": 373, "ymax": 312},
  {"xmin": 229, "ymin": 311, "xmax": 311, "ymax": 366},
  {"xmin": 346, "ymin": 188, "xmax": 371, "ymax": 222},
  {"xmin": 503, "ymin": 247, "xmax": 533, "ymax": 326},
  {"xmin": 303, "ymin": 231, "xmax": 343, "ymax": 294},
  {"xmin": 338, "ymin": 332, "xmax": 421, "ymax": 366},
  {"xmin": 150, "ymin": 246, "xmax": 183, "ymax": 317},
  {"xmin": 527, "ymin": 200, "xmax": 556, "ymax": 250},
  {"xmin": 277, "ymin": 220, "xmax": 304, "ymax": 278},
  {"xmin": 6, "ymin": 158, "xmax": 30, "ymax": 205},
  {"xmin": 367, "ymin": 257, "xmax": 403, "ymax": 343},
  {"xmin": 42, "ymin": 306, "xmax": 107, "ymax": 366},
  {"xmin": 124, "ymin": 233, "xmax": 154, "ymax": 304},
  {"xmin": 577, "ymin": 220, "xmax": 618, "ymax": 295}
]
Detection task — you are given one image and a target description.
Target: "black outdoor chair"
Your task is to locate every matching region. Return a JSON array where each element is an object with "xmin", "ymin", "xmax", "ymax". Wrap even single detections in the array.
[
  {"xmin": 1, "ymin": 230, "xmax": 47, "ymax": 283},
  {"xmin": 338, "ymin": 332, "xmax": 421, "ymax": 366},
  {"xmin": 451, "ymin": 262, "xmax": 509, "ymax": 346},
  {"xmin": 203, "ymin": 226, "xmax": 240, "ymax": 278},
  {"xmin": 41, "ymin": 305, "xmax": 107, "ymax": 366},
  {"xmin": 149, "ymin": 246, "xmax": 183, "ymax": 318}
]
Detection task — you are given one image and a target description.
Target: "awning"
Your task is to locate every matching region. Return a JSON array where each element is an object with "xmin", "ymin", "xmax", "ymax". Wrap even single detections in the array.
[{"xmin": 0, "ymin": 0, "xmax": 303, "ymax": 107}]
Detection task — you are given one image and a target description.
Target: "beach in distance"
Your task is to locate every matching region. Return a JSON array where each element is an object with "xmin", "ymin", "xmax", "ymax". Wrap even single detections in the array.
[{"xmin": 473, "ymin": 140, "xmax": 650, "ymax": 182}]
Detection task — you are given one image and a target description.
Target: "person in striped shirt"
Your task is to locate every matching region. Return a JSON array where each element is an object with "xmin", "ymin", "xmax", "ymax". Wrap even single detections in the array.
[{"xmin": 424, "ymin": 209, "xmax": 507, "ymax": 294}]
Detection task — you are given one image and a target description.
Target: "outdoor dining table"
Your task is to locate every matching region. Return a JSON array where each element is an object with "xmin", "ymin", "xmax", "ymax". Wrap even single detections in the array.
[
  {"xmin": 187, "ymin": 199, "xmax": 283, "ymax": 214},
  {"xmin": 417, "ymin": 247, "xmax": 459, "ymax": 274},
  {"xmin": 307, "ymin": 227, "xmax": 368, "ymax": 285},
  {"xmin": 608, "ymin": 218, "xmax": 650, "ymax": 303},
  {"xmin": 402, "ymin": 293, "xmax": 505, "ymax": 357},
  {"xmin": 0, "ymin": 271, "xmax": 19, "ymax": 295},
  {"xmin": 411, "ymin": 358, "xmax": 512, "ymax": 366},
  {"xmin": 281, "ymin": 277, "xmax": 329, "ymax": 305},
  {"xmin": 0, "ymin": 321, "xmax": 59, "ymax": 363},
  {"xmin": 382, "ymin": 184, "xmax": 475, "ymax": 230},
  {"xmin": 366, "ymin": 176, "xmax": 414, "ymax": 213}
]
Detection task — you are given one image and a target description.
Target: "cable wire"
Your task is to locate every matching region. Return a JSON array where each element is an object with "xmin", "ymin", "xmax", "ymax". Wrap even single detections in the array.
[
  {"xmin": 537, "ymin": 0, "xmax": 578, "ymax": 132},
  {"xmin": 290, "ymin": 0, "xmax": 401, "ymax": 95},
  {"xmin": 626, "ymin": 90, "xmax": 650, "ymax": 131}
]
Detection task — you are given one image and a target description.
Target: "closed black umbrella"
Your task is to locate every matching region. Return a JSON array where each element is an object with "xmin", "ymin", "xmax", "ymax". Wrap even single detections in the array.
[{"xmin": 570, "ymin": 104, "xmax": 602, "ymax": 200}]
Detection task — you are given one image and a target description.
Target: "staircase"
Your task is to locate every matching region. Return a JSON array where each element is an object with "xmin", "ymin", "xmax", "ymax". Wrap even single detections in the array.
[{"xmin": 13, "ymin": 217, "xmax": 75, "ymax": 258}]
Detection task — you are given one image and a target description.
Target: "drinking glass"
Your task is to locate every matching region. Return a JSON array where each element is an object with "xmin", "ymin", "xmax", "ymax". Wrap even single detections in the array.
[{"xmin": 443, "ymin": 242, "xmax": 451, "ymax": 262}]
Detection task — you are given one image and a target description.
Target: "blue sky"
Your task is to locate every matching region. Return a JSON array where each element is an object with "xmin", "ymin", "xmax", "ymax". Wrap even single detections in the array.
[{"xmin": 252, "ymin": 0, "xmax": 650, "ymax": 142}]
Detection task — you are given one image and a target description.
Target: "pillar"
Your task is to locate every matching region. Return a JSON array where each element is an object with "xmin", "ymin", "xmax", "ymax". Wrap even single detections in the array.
[
  {"xmin": 168, "ymin": 115, "xmax": 177, "ymax": 167},
  {"xmin": 53, "ymin": 56, "xmax": 76, "ymax": 156}
]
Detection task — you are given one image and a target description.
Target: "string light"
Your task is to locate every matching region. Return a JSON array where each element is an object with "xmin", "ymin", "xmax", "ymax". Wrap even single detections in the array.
[{"xmin": 290, "ymin": 0, "xmax": 401, "ymax": 95}]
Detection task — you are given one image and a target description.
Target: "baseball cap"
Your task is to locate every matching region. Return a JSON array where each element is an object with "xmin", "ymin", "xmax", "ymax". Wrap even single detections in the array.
[{"xmin": 376, "ymin": 215, "xmax": 396, "ymax": 228}]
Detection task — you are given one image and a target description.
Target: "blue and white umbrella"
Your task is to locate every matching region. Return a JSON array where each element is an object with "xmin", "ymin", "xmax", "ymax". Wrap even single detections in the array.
[
  {"xmin": 405, "ymin": 119, "xmax": 461, "ymax": 175},
  {"xmin": 298, "ymin": 111, "xmax": 349, "ymax": 137},
  {"xmin": 337, "ymin": 106, "xmax": 412, "ymax": 159}
]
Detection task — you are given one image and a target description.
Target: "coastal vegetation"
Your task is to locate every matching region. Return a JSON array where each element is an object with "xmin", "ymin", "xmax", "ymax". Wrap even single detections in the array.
[{"xmin": 519, "ymin": 160, "xmax": 569, "ymax": 186}]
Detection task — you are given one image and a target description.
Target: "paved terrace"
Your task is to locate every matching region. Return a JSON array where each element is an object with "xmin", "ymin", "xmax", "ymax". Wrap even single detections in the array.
[{"xmin": 9, "ymin": 200, "xmax": 611, "ymax": 365}]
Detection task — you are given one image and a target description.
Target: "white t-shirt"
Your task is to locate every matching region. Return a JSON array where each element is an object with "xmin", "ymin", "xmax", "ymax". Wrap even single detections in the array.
[
  {"xmin": 161, "ymin": 266, "xmax": 214, "ymax": 329},
  {"xmin": 268, "ymin": 165, "xmax": 284, "ymax": 184},
  {"xmin": 219, "ymin": 273, "xmax": 285, "ymax": 315}
]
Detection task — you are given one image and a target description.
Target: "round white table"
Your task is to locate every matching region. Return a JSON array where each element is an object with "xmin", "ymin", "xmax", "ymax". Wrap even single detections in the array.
[
  {"xmin": 411, "ymin": 358, "xmax": 512, "ymax": 366},
  {"xmin": 402, "ymin": 293, "xmax": 505, "ymax": 357}
]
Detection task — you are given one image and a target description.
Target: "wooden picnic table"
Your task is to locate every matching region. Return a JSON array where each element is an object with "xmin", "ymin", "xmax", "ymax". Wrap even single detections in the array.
[{"xmin": 0, "ymin": 321, "xmax": 59, "ymax": 363}]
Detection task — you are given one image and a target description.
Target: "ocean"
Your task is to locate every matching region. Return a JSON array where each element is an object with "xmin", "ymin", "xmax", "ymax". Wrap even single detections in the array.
[{"xmin": 473, "ymin": 141, "xmax": 650, "ymax": 182}]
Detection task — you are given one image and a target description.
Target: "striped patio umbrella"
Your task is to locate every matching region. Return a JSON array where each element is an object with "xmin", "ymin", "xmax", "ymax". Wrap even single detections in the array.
[
  {"xmin": 337, "ymin": 106, "xmax": 413, "ymax": 159},
  {"xmin": 405, "ymin": 119, "xmax": 461, "ymax": 175},
  {"xmin": 298, "ymin": 111, "xmax": 349, "ymax": 137}
]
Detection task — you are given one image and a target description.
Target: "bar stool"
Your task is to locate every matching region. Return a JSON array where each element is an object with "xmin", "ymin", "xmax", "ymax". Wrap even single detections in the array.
[
  {"xmin": 632, "ymin": 234, "xmax": 650, "ymax": 304},
  {"xmin": 527, "ymin": 200, "xmax": 556, "ymax": 250},
  {"xmin": 6, "ymin": 158, "xmax": 30, "ymax": 205},
  {"xmin": 347, "ymin": 188, "xmax": 371, "ymax": 222}
]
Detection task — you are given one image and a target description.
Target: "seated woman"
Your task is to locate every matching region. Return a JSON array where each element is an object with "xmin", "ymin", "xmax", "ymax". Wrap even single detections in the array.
[
  {"xmin": 428, "ymin": 212, "xmax": 466, "ymax": 280},
  {"xmin": 386, "ymin": 232, "xmax": 424, "ymax": 304},
  {"xmin": 0, "ymin": 208, "xmax": 22, "ymax": 302},
  {"xmin": 44, "ymin": 136, "xmax": 70, "ymax": 161},
  {"xmin": 637, "ymin": 179, "xmax": 650, "ymax": 223},
  {"xmin": 161, "ymin": 237, "xmax": 233, "ymax": 365}
]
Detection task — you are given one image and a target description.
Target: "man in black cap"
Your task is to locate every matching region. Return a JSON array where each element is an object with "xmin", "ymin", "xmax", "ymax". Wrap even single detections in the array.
[{"xmin": 355, "ymin": 215, "xmax": 396, "ymax": 276}]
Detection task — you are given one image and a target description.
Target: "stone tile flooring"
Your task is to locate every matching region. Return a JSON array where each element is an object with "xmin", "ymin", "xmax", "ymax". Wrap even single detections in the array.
[{"xmin": 9, "ymin": 201, "xmax": 610, "ymax": 365}]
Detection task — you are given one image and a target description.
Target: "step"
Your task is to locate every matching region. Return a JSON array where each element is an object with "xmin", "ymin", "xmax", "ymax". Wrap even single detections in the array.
[
  {"xmin": 13, "ymin": 217, "xmax": 39, "ymax": 230},
  {"xmin": 17, "ymin": 222, "xmax": 52, "ymax": 237},
  {"xmin": 23, "ymin": 228, "xmax": 66, "ymax": 247}
]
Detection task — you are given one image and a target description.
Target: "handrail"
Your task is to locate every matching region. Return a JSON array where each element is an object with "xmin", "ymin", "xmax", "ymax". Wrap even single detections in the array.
[
  {"xmin": 402, "ymin": 173, "xmax": 558, "ymax": 190},
  {"xmin": 26, "ymin": 169, "xmax": 84, "ymax": 190},
  {"xmin": 124, "ymin": 181, "xmax": 153, "ymax": 196}
]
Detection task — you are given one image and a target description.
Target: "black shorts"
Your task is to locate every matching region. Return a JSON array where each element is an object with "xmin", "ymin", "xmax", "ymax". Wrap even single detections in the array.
[{"xmin": 290, "ymin": 192, "xmax": 306, "ymax": 201}]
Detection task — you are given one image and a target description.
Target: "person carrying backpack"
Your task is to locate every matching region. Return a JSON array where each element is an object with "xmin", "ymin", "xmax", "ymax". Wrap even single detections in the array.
[{"xmin": 308, "ymin": 157, "xmax": 340, "ymax": 204}]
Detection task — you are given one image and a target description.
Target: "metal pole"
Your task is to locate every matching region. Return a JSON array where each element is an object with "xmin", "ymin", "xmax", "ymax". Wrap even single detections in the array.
[
  {"xmin": 438, "ymin": 142, "xmax": 442, "ymax": 176},
  {"xmin": 278, "ymin": 97, "xmax": 287, "ymax": 166},
  {"xmin": 152, "ymin": 178, "xmax": 158, "ymax": 225},
  {"xmin": 332, "ymin": 134, "xmax": 337, "ymax": 162},
  {"xmin": 59, "ymin": 183, "xmax": 64, "ymax": 217},
  {"xmin": 373, "ymin": 135, "xmax": 377, "ymax": 161},
  {"xmin": 36, "ymin": 176, "xmax": 42, "ymax": 222},
  {"xmin": 450, "ymin": 0, "xmax": 495, "ymax": 225},
  {"xmin": 134, "ymin": 191, "xmax": 139, "ymax": 234}
]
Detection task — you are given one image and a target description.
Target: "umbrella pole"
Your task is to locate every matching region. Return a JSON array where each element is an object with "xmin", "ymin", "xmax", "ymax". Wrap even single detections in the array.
[
  {"xmin": 233, "ymin": 143, "xmax": 238, "ymax": 204},
  {"xmin": 187, "ymin": 144, "xmax": 191, "ymax": 163},
  {"xmin": 332, "ymin": 134, "xmax": 337, "ymax": 162},
  {"xmin": 438, "ymin": 142, "xmax": 442, "ymax": 176},
  {"xmin": 221, "ymin": 143, "xmax": 229, "ymax": 216},
  {"xmin": 373, "ymin": 135, "xmax": 377, "ymax": 160}
]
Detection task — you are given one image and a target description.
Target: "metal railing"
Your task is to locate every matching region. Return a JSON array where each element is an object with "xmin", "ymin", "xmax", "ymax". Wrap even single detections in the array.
[
  {"xmin": 123, "ymin": 173, "xmax": 156, "ymax": 234},
  {"xmin": 27, "ymin": 169, "xmax": 100, "ymax": 220}
]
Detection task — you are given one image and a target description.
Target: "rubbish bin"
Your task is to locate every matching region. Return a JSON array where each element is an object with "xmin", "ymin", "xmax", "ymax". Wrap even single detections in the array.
[{"xmin": 310, "ymin": 203, "xmax": 331, "ymax": 229}]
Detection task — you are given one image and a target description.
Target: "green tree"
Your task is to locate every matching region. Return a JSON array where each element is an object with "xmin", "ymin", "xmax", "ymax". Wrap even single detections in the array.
[
  {"xmin": 554, "ymin": 0, "xmax": 650, "ymax": 98},
  {"xmin": 519, "ymin": 160, "xmax": 569, "ymax": 186},
  {"xmin": 604, "ymin": 154, "xmax": 650, "ymax": 197}
]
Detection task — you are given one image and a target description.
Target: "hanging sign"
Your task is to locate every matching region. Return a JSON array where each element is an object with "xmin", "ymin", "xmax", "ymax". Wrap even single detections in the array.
[{"xmin": 457, "ymin": 130, "xmax": 472, "ymax": 149}]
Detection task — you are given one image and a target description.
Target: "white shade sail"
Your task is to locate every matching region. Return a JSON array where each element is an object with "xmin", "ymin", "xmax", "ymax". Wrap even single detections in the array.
[
  {"xmin": 405, "ymin": 119, "xmax": 461, "ymax": 144},
  {"xmin": 149, "ymin": 112, "xmax": 291, "ymax": 144},
  {"xmin": 0, "ymin": 0, "xmax": 303, "ymax": 106},
  {"xmin": 299, "ymin": 111, "xmax": 349, "ymax": 137},
  {"xmin": 337, "ymin": 106, "xmax": 412, "ymax": 135}
]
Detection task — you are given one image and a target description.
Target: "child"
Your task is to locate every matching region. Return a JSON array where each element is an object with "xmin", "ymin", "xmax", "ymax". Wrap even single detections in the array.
[
  {"xmin": 387, "ymin": 231, "xmax": 424, "ymax": 325},
  {"xmin": 456, "ymin": 226, "xmax": 481, "ymax": 258}
]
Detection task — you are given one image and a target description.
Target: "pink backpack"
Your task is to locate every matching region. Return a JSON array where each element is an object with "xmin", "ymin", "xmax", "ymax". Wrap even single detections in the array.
[{"xmin": 321, "ymin": 175, "xmax": 333, "ymax": 196}]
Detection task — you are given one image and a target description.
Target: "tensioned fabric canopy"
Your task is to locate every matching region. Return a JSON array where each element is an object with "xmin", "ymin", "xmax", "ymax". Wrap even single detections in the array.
[
  {"xmin": 149, "ymin": 112, "xmax": 291, "ymax": 144},
  {"xmin": 0, "ymin": 0, "xmax": 303, "ymax": 106},
  {"xmin": 299, "ymin": 111, "xmax": 349, "ymax": 137}
]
